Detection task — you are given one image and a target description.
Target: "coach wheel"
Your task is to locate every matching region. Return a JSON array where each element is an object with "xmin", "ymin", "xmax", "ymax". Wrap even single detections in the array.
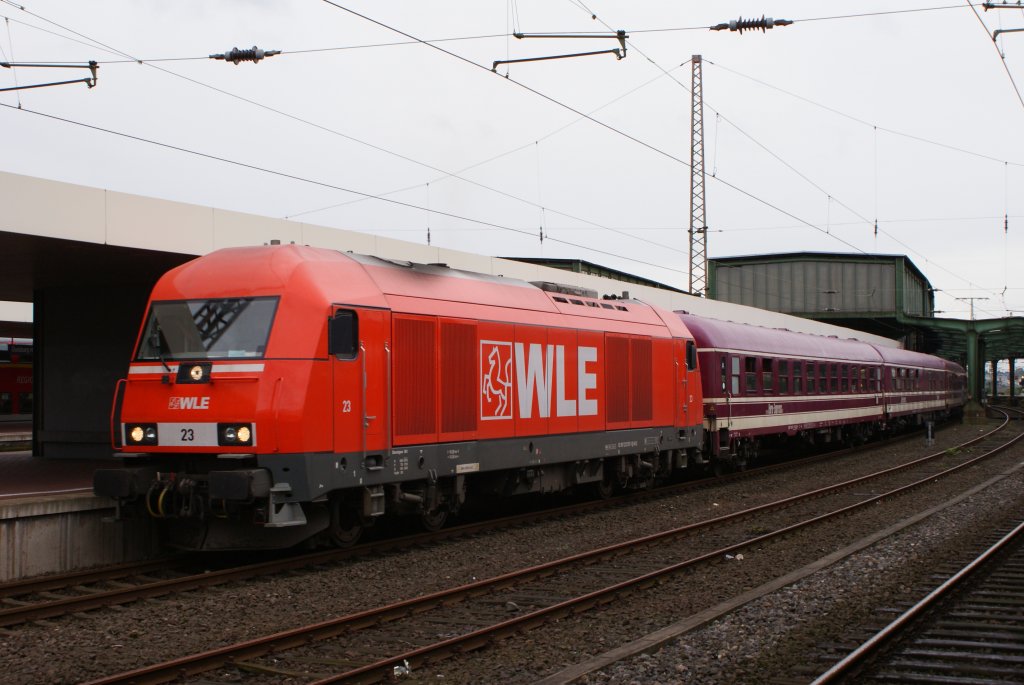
[
  {"xmin": 712, "ymin": 459, "xmax": 727, "ymax": 477},
  {"xmin": 329, "ymin": 496, "xmax": 364, "ymax": 547},
  {"xmin": 419, "ymin": 506, "xmax": 449, "ymax": 532}
]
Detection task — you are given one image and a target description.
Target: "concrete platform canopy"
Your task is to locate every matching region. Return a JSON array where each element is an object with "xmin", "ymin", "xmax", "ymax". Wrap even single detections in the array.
[{"xmin": 0, "ymin": 171, "xmax": 900, "ymax": 459}]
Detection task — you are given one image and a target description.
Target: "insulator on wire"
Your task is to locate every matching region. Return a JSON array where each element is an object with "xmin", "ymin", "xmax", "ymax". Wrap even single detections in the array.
[
  {"xmin": 711, "ymin": 15, "xmax": 793, "ymax": 34},
  {"xmin": 210, "ymin": 46, "xmax": 281, "ymax": 65}
]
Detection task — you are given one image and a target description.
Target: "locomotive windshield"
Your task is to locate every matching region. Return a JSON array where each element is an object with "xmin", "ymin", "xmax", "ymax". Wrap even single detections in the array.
[{"xmin": 136, "ymin": 297, "xmax": 278, "ymax": 361}]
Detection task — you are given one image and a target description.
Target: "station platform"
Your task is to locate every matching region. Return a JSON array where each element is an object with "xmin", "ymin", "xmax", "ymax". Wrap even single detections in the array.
[
  {"xmin": 0, "ymin": 419, "xmax": 31, "ymax": 450},
  {"xmin": 0, "ymin": 434, "xmax": 159, "ymax": 581}
]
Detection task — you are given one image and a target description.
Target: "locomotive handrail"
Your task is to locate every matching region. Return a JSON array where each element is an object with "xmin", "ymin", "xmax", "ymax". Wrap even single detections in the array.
[
  {"xmin": 384, "ymin": 341, "xmax": 392, "ymax": 452},
  {"xmin": 360, "ymin": 341, "xmax": 368, "ymax": 463}
]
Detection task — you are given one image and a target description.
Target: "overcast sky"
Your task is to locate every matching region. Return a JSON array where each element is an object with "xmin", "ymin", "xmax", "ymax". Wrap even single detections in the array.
[{"xmin": 1, "ymin": 1, "xmax": 1023, "ymax": 321}]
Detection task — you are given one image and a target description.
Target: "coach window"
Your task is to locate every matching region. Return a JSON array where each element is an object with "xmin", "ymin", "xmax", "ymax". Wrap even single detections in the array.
[
  {"xmin": 850, "ymin": 365, "xmax": 858, "ymax": 392},
  {"xmin": 745, "ymin": 357, "xmax": 758, "ymax": 393},
  {"xmin": 818, "ymin": 364, "xmax": 828, "ymax": 394},
  {"xmin": 778, "ymin": 360, "xmax": 789, "ymax": 394},
  {"xmin": 731, "ymin": 356, "xmax": 741, "ymax": 395},
  {"xmin": 686, "ymin": 340, "xmax": 697, "ymax": 371},
  {"xmin": 806, "ymin": 362, "xmax": 815, "ymax": 394},
  {"xmin": 328, "ymin": 309, "xmax": 359, "ymax": 360},
  {"xmin": 762, "ymin": 358, "xmax": 774, "ymax": 393},
  {"xmin": 841, "ymin": 364, "xmax": 849, "ymax": 393},
  {"xmin": 720, "ymin": 356, "xmax": 727, "ymax": 392},
  {"xmin": 793, "ymin": 361, "xmax": 803, "ymax": 394}
]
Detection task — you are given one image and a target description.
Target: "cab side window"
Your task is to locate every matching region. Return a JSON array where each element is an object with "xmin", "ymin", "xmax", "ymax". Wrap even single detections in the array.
[{"xmin": 328, "ymin": 309, "xmax": 359, "ymax": 359}]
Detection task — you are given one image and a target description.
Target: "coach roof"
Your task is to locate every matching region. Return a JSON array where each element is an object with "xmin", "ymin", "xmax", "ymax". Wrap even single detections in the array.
[{"xmin": 677, "ymin": 313, "xmax": 881, "ymax": 363}]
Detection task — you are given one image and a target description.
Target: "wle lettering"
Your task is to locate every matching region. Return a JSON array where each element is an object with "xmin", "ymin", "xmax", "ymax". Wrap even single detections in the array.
[
  {"xmin": 168, "ymin": 396, "xmax": 210, "ymax": 410},
  {"xmin": 480, "ymin": 340, "xmax": 598, "ymax": 420}
]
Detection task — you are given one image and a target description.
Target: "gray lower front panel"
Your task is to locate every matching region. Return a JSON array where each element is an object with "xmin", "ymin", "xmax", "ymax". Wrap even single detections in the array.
[{"xmin": 259, "ymin": 426, "xmax": 703, "ymax": 502}]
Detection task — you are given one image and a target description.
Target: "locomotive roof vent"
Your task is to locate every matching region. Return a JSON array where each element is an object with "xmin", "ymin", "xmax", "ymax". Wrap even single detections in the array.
[{"xmin": 531, "ymin": 281, "xmax": 598, "ymax": 299}]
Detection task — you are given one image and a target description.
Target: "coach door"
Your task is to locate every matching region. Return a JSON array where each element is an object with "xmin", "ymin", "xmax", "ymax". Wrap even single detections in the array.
[{"xmin": 329, "ymin": 307, "xmax": 390, "ymax": 458}]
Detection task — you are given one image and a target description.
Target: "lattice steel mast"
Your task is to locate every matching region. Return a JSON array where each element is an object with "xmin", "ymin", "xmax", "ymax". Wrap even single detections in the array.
[{"xmin": 688, "ymin": 55, "xmax": 708, "ymax": 296}]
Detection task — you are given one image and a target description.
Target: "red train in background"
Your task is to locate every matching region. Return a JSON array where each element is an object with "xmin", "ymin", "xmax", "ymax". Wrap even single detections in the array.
[
  {"xmin": 0, "ymin": 337, "xmax": 33, "ymax": 417},
  {"xmin": 94, "ymin": 245, "xmax": 966, "ymax": 550},
  {"xmin": 95, "ymin": 245, "xmax": 704, "ymax": 549}
]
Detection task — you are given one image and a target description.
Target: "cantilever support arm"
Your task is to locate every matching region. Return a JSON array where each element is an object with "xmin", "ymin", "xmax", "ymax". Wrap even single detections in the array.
[{"xmin": 0, "ymin": 60, "xmax": 98, "ymax": 92}]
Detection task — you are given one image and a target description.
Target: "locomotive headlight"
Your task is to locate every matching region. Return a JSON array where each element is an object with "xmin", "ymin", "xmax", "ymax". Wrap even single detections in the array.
[
  {"xmin": 217, "ymin": 423, "xmax": 253, "ymax": 446},
  {"xmin": 125, "ymin": 423, "xmax": 158, "ymax": 446}
]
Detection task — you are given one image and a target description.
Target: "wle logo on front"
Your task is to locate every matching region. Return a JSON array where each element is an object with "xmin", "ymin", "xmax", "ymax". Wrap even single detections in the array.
[
  {"xmin": 480, "ymin": 340, "xmax": 599, "ymax": 420},
  {"xmin": 168, "ymin": 396, "xmax": 210, "ymax": 410}
]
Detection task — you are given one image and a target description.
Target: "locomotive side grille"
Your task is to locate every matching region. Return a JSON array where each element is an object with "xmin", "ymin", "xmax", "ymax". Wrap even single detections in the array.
[
  {"xmin": 631, "ymin": 337, "xmax": 653, "ymax": 421},
  {"xmin": 394, "ymin": 316, "xmax": 438, "ymax": 438},
  {"xmin": 440, "ymin": 321, "xmax": 477, "ymax": 434},
  {"xmin": 606, "ymin": 335, "xmax": 630, "ymax": 423}
]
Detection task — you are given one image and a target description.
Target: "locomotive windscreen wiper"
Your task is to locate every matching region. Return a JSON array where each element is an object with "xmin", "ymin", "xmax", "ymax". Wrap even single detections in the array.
[{"xmin": 149, "ymin": 327, "xmax": 172, "ymax": 373}]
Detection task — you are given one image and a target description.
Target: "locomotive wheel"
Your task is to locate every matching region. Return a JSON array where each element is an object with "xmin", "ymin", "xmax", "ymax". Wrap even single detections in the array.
[
  {"xmin": 419, "ymin": 506, "xmax": 448, "ymax": 532},
  {"xmin": 329, "ymin": 497, "xmax": 364, "ymax": 547},
  {"xmin": 593, "ymin": 474, "xmax": 615, "ymax": 500}
]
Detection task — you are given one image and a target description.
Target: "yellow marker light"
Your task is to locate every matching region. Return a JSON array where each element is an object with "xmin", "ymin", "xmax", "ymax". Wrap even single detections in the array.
[
  {"xmin": 237, "ymin": 426, "xmax": 251, "ymax": 443},
  {"xmin": 130, "ymin": 426, "xmax": 145, "ymax": 443},
  {"xmin": 190, "ymin": 365, "xmax": 204, "ymax": 381}
]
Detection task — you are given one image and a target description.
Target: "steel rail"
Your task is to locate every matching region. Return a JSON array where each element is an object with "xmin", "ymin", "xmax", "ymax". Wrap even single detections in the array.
[
  {"xmin": 809, "ymin": 517, "xmax": 1024, "ymax": 684},
  {"xmin": 82, "ymin": 413, "xmax": 1018, "ymax": 685},
  {"xmin": 0, "ymin": 557, "xmax": 184, "ymax": 599},
  {"xmin": 0, "ymin": 426, "xmax": 931, "ymax": 627},
  {"xmin": 310, "ymin": 410, "xmax": 1023, "ymax": 685}
]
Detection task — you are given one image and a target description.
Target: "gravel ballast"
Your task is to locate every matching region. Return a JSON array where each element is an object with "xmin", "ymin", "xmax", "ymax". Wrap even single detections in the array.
[{"xmin": 0, "ymin": 421, "xmax": 1018, "ymax": 684}]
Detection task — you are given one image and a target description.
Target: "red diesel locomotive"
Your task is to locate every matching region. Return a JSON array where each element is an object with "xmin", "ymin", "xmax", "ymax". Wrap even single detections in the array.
[
  {"xmin": 95, "ymin": 245, "xmax": 705, "ymax": 549},
  {"xmin": 678, "ymin": 313, "xmax": 966, "ymax": 468}
]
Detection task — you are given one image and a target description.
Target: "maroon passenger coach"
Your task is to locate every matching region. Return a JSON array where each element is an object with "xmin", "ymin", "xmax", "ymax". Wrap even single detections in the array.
[{"xmin": 676, "ymin": 313, "xmax": 966, "ymax": 469}]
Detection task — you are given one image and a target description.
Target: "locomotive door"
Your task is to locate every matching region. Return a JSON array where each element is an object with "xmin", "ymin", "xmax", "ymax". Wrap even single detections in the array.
[{"xmin": 329, "ymin": 307, "xmax": 390, "ymax": 457}]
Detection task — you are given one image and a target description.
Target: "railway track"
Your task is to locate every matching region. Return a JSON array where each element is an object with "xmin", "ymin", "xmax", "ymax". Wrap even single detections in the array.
[
  {"xmin": 0, "ymin": 426, "xmax": 929, "ymax": 629},
  {"xmin": 811, "ymin": 517, "xmax": 1024, "ymax": 684},
  {"xmin": 81, "ymin": 411, "xmax": 1023, "ymax": 685}
]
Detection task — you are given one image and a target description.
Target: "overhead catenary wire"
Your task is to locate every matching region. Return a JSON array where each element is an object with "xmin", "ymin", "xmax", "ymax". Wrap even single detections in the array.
[
  {"xmin": 2, "ymin": 1, "xmax": 1015, "ymax": 313},
  {"xmin": 1, "ymin": 3, "xmax": 691, "ymax": 260},
  {"xmin": 697, "ymin": 59, "xmax": 1016, "ymax": 312},
  {"xmin": 0, "ymin": 100, "xmax": 687, "ymax": 278},
  {"xmin": 2, "ymin": 15, "xmax": 20, "ymax": 106},
  {"xmin": 967, "ymin": 0, "xmax": 1024, "ymax": 110},
  {"xmin": 317, "ymin": 1, "xmax": 873, "ymax": 261},
  {"xmin": 568, "ymin": 1, "xmax": 1011, "ymax": 318}
]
